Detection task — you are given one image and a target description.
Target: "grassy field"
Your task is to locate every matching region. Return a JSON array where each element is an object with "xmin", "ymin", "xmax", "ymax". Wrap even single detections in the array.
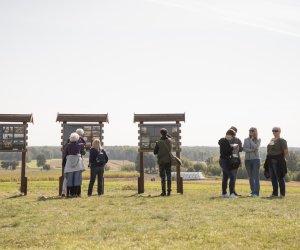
[
  {"xmin": 2, "ymin": 159, "xmax": 133, "ymax": 171},
  {"xmin": 0, "ymin": 176, "xmax": 300, "ymax": 249}
]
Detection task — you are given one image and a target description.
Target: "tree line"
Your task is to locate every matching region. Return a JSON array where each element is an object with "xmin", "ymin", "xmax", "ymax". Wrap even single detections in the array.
[{"xmin": 1, "ymin": 146, "xmax": 300, "ymax": 181}]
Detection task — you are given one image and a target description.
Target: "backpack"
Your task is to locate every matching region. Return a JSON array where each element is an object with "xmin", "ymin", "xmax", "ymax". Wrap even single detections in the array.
[{"xmin": 96, "ymin": 150, "xmax": 106, "ymax": 167}]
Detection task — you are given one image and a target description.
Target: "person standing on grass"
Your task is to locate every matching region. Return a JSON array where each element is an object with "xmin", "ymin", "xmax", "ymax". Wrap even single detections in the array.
[
  {"xmin": 154, "ymin": 128, "xmax": 172, "ymax": 196},
  {"xmin": 63, "ymin": 132, "xmax": 85, "ymax": 197},
  {"xmin": 243, "ymin": 127, "xmax": 261, "ymax": 197},
  {"xmin": 229, "ymin": 126, "xmax": 243, "ymax": 196},
  {"xmin": 61, "ymin": 129, "xmax": 86, "ymax": 197},
  {"xmin": 87, "ymin": 139, "xmax": 108, "ymax": 196},
  {"xmin": 75, "ymin": 128, "xmax": 86, "ymax": 196},
  {"xmin": 218, "ymin": 129, "xmax": 238, "ymax": 198},
  {"xmin": 266, "ymin": 127, "xmax": 288, "ymax": 198}
]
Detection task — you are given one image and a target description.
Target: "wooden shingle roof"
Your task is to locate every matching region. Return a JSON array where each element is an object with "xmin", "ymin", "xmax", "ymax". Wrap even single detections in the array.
[
  {"xmin": 56, "ymin": 113, "xmax": 109, "ymax": 123},
  {"xmin": 0, "ymin": 114, "xmax": 34, "ymax": 123},
  {"xmin": 134, "ymin": 113, "xmax": 185, "ymax": 122}
]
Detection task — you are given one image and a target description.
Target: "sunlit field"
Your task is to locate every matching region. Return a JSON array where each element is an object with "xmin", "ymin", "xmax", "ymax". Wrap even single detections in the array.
[{"xmin": 0, "ymin": 170, "xmax": 300, "ymax": 250}]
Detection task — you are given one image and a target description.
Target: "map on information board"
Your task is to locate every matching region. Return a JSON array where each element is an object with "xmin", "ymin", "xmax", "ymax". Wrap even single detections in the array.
[
  {"xmin": 0, "ymin": 124, "xmax": 26, "ymax": 151},
  {"xmin": 62, "ymin": 124, "xmax": 103, "ymax": 149},
  {"xmin": 139, "ymin": 124, "xmax": 180, "ymax": 152}
]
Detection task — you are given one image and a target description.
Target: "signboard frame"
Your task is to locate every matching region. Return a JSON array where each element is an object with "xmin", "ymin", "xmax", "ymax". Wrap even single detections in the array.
[
  {"xmin": 56, "ymin": 113, "xmax": 109, "ymax": 196},
  {"xmin": 0, "ymin": 114, "xmax": 33, "ymax": 195},
  {"xmin": 134, "ymin": 113, "xmax": 185, "ymax": 194}
]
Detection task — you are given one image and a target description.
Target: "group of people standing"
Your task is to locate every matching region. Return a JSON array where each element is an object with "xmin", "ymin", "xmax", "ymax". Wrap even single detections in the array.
[
  {"xmin": 218, "ymin": 126, "xmax": 288, "ymax": 198},
  {"xmin": 61, "ymin": 125, "xmax": 289, "ymax": 199},
  {"xmin": 62, "ymin": 129, "xmax": 108, "ymax": 197}
]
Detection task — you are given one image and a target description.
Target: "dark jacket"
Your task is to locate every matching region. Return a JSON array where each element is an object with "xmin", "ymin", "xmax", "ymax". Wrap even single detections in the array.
[
  {"xmin": 62, "ymin": 141, "xmax": 85, "ymax": 167},
  {"xmin": 89, "ymin": 148, "xmax": 108, "ymax": 168},
  {"xmin": 154, "ymin": 137, "xmax": 172, "ymax": 165},
  {"xmin": 263, "ymin": 154, "xmax": 287, "ymax": 179},
  {"xmin": 218, "ymin": 138, "xmax": 233, "ymax": 160}
]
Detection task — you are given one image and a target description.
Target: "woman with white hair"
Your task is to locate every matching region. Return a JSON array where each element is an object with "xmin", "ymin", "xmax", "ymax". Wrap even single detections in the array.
[
  {"xmin": 63, "ymin": 132, "xmax": 85, "ymax": 197},
  {"xmin": 266, "ymin": 127, "xmax": 288, "ymax": 198},
  {"xmin": 87, "ymin": 139, "xmax": 108, "ymax": 196}
]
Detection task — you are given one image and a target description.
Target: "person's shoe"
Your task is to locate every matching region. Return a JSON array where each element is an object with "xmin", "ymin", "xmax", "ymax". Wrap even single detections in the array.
[
  {"xmin": 230, "ymin": 193, "xmax": 238, "ymax": 198},
  {"xmin": 252, "ymin": 194, "xmax": 258, "ymax": 197},
  {"xmin": 167, "ymin": 191, "xmax": 171, "ymax": 196},
  {"xmin": 269, "ymin": 194, "xmax": 278, "ymax": 198},
  {"xmin": 248, "ymin": 194, "xmax": 253, "ymax": 197},
  {"xmin": 280, "ymin": 195, "xmax": 285, "ymax": 199},
  {"xmin": 233, "ymin": 192, "xmax": 241, "ymax": 197},
  {"xmin": 160, "ymin": 192, "xmax": 166, "ymax": 196},
  {"xmin": 221, "ymin": 193, "xmax": 229, "ymax": 198}
]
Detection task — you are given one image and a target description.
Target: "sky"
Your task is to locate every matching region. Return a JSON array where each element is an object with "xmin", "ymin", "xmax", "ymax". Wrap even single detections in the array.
[{"xmin": 0, "ymin": 0, "xmax": 300, "ymax": 147}]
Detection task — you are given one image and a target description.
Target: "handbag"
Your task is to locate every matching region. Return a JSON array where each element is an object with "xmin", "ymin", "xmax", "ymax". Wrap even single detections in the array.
[
  {"xmin": 229, "ymin": 156, "xmax": 240, "ymax": 170},
  {"xmin": 162, "ymin": 140, "xmax": 182, "ymax": 166},
  {"xmin": 170, "ymin": 153, "xmax": 182, "ymax": 166}
]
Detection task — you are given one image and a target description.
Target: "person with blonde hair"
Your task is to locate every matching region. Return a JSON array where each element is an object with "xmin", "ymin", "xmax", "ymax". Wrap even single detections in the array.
[
  {"xmin": 243, "ymin": 127, "xmax": 261, "ymax": 197},
  {"xmin": 87, "ymin": 139, "xmax": 108, "ymax": 196}
]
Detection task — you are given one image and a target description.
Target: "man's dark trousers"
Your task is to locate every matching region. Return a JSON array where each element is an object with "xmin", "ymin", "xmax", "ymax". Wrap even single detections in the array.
[{"xmin": 159, "ymin": 162, "xmax": 172, "ymax": 194}]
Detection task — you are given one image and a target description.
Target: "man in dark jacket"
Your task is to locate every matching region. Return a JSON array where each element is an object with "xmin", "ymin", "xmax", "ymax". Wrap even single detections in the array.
[{"xmin": 154, "ymin": 128, "xmax": 172, "ymax": 196}]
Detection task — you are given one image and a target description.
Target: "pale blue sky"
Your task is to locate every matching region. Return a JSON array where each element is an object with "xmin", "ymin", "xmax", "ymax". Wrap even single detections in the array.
[{"xmin": 0, "ymin": 0, "xmax": 299, "ymax": 147}]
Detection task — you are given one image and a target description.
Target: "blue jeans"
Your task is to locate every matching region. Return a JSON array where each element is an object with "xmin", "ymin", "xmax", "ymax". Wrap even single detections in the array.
[
  {"xmin": 269, "ymin": 159, "xmax": 285, "ymax": 196},
  {"xmin": 88, "ymin": 166, "xmax": 104, "ymax": 195},
  {"xmin": 245, "ymin": 159, "xmax": 261, "ymax": 195},
  {"xmin": 219, "ymin": 159, "xmax": 236, "ymax": 195}
]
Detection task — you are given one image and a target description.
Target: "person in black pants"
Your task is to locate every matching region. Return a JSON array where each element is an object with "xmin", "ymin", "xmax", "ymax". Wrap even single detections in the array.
[
  {"xmin": 154, "ymin": 128, "xmax": 173, "ymax": 196},
  {"xmin": 218, "ymin": 129, "xmax": 238, "ymax": 198},
  {"xmin": 87, "ymin": 139, "xmax": 108, "ymax": 196}
]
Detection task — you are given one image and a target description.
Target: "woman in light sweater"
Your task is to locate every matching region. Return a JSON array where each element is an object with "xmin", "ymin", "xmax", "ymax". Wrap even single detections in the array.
[{"xmin": 243, "ymin": 127, "xmax": 261, "ymax": 197}]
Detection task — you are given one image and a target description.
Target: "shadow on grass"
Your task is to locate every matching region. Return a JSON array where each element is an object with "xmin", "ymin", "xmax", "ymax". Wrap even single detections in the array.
[
  {"xmin": 209, "ymin": 195, "xmax": 249, "ymax": 200},
  {"xmin": 4, "ymin": 193, "xmax": 24, "ymax": 199},
  {"xmin": 127, "ymin": 193, "xmax": 181, "ymax": 198},
  {"xmin": 36, "ymin": 195, "xmax": 66, "ymax": 201}
]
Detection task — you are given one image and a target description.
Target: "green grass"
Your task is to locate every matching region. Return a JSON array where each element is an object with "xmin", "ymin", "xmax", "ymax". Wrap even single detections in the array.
[
  {"xmin": 0, "ymin": 169, "xmax": 139, "ymax": 182},
  {"xmin": 0, "ymin": 179, "xmax": 300, "ymax": 249}
]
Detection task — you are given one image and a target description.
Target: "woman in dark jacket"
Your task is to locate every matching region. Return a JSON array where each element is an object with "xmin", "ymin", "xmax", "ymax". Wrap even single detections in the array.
[
  {"xmin": 87, "ymin": 139, "xmax": 108, "ymax": 196},
  {"xmin": 218, "ymin": 129, "xmax": 237, "ymax": 198},
  {"xmin": 63, "ymin": 132, "xmax": 85, "ymax": 197}
]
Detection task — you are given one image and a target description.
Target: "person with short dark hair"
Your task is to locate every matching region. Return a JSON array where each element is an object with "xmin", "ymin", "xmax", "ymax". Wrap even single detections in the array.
[
  {"xmin": 154, "ymin": 128, "xmax": 172, "ymax": 196},
  {"xmin": 229, "ymin": 126, "xmax": 243, "ymax": 196},
  {"xmin": 266, "ymin": 127, "xmax": 288, "ymax": 198},
  {"xmin": 218, "ymin": 129, "xmax": 238, "ymax": 198}
]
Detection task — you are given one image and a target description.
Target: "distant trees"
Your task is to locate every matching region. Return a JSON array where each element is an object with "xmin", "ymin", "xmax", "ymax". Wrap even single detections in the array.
[
  {"xmin": 36, "ymin": 154, "xmax": 46, "ymax": 167},
  {"xmin": 286, "ymin": 152, "xmax": 300, "ymax": 172},
  {"xmin": 1, "ymin": 145, "xmax": 300, "ymax": 181},
  {"xmin": 135, "ymin": 153, "xmax": 156, "ymax": 173},
  {"xmin": 1, "ymin": 161, "xmax": 19, "ymax": 170},
  {"xmin": 43, "ymin": 164, "xmax": 51, "ymax": 170},
  {"xmin": 121, "ymin": 164, "xmax": 136, "ymax": 172}
]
